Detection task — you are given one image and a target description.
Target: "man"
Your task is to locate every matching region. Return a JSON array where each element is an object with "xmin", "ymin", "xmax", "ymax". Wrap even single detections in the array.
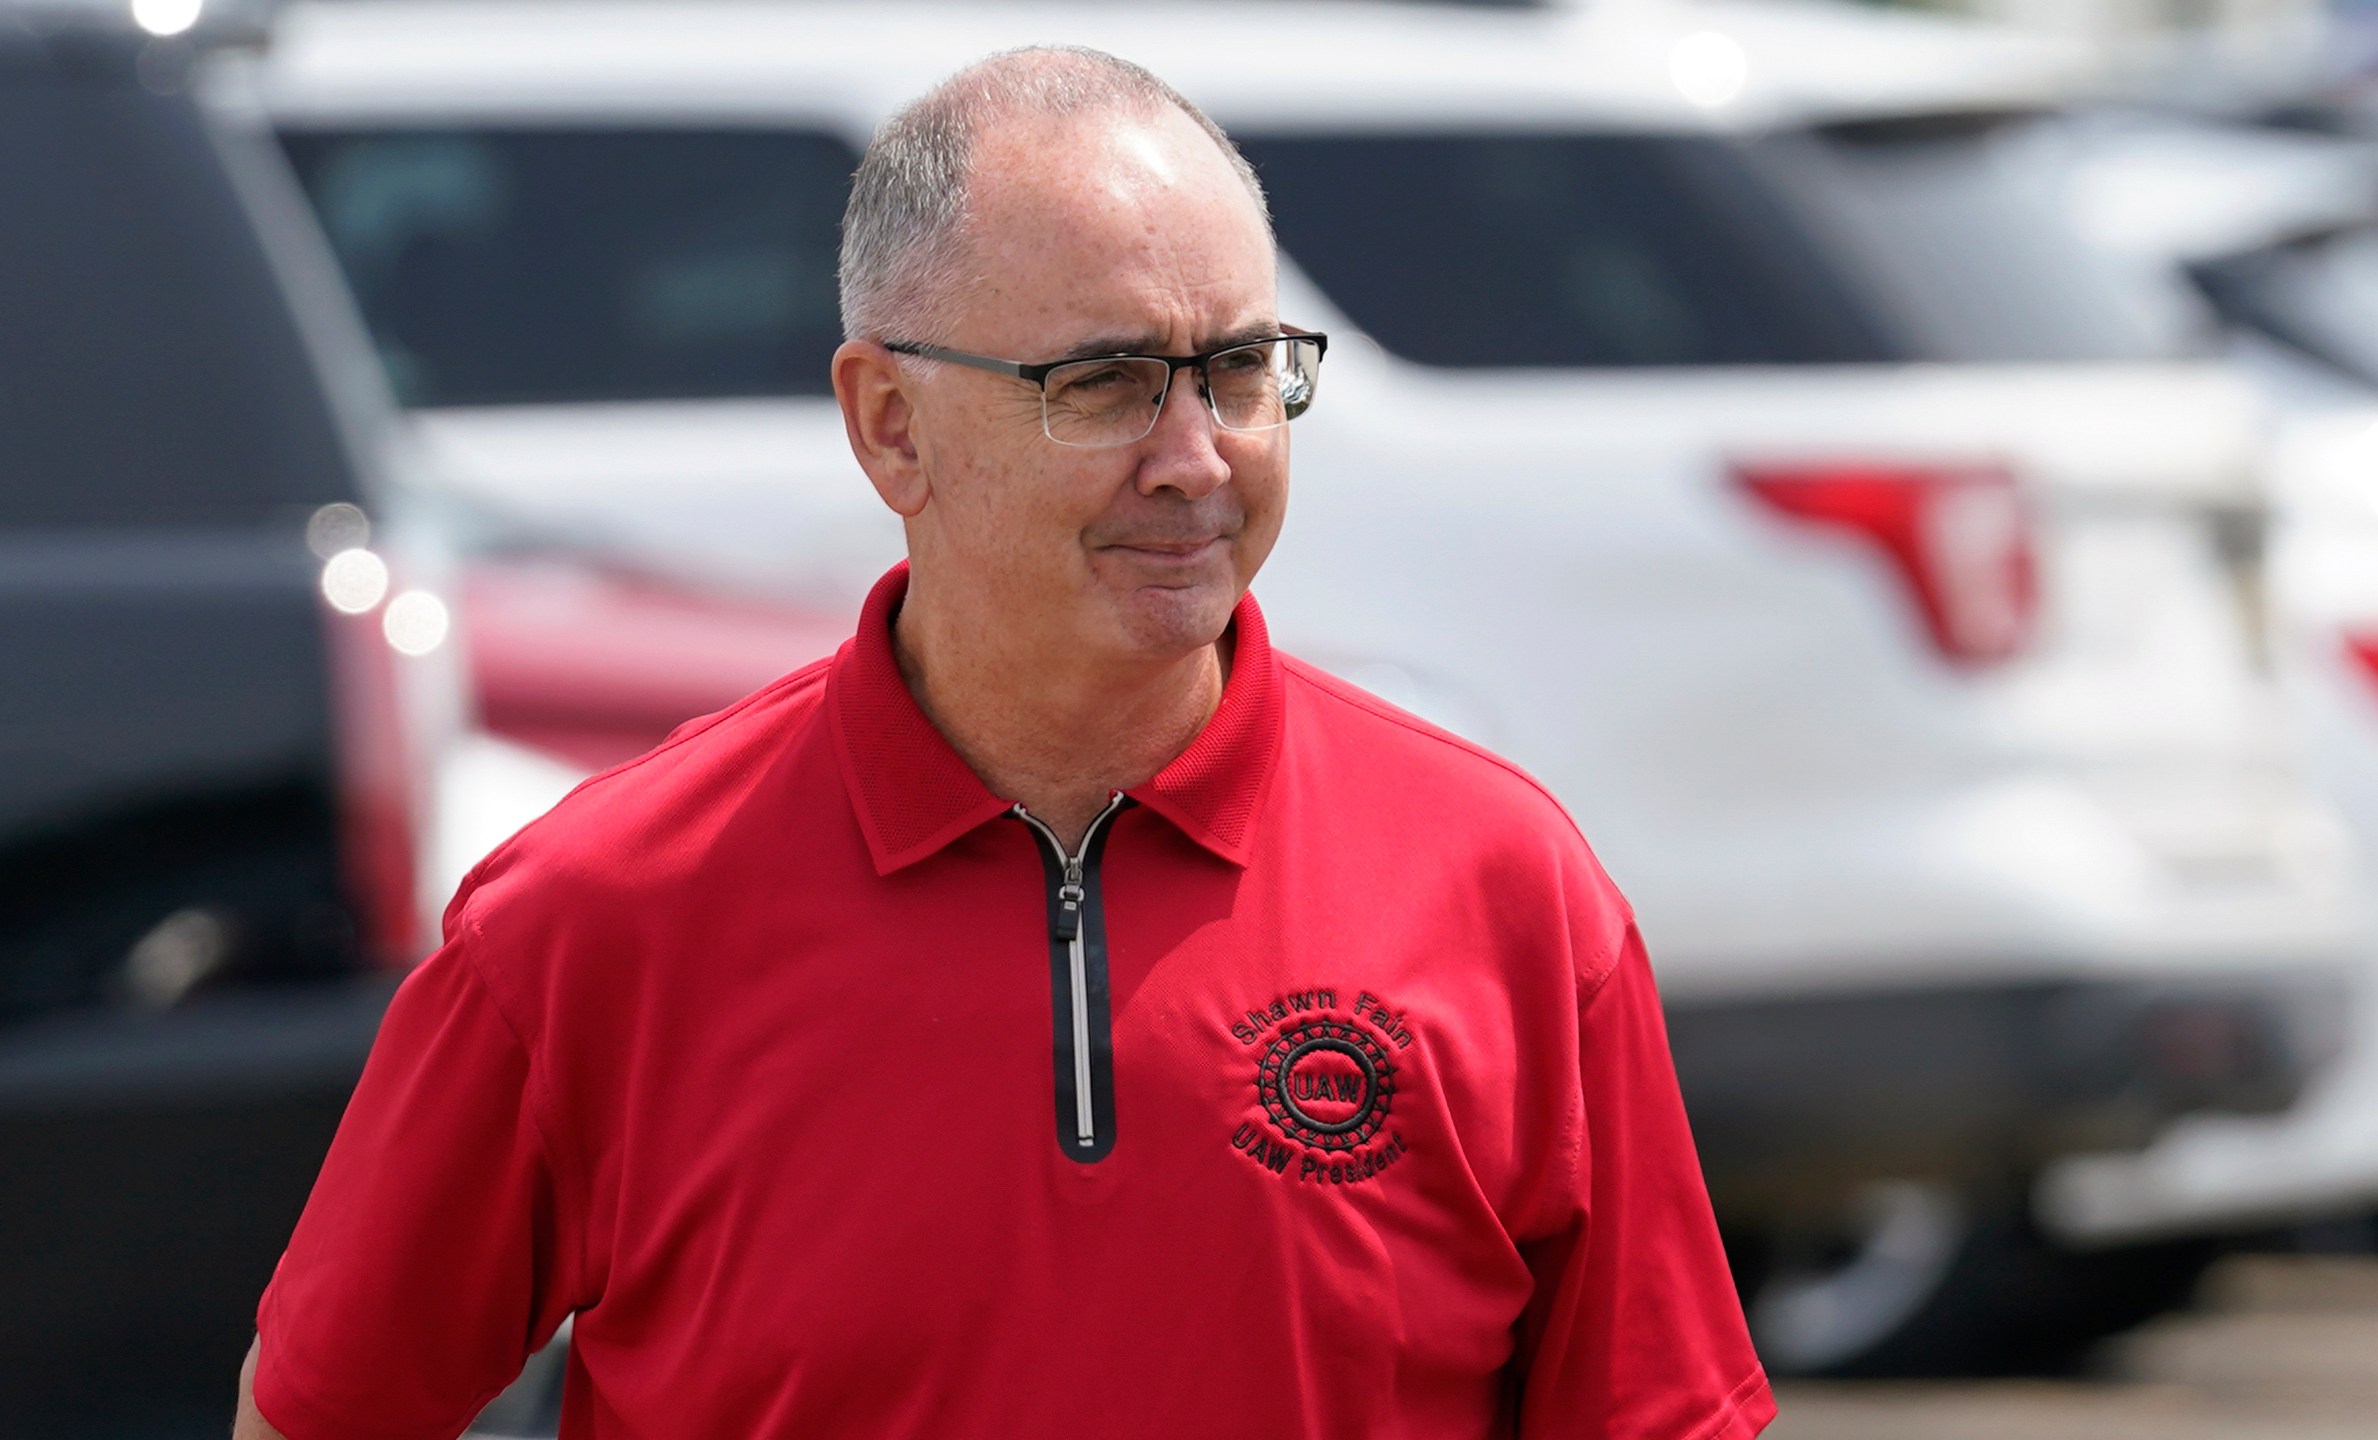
[{"xmin": 235, "ymin": 46, "xmax": 1773, "ymax": 1440}]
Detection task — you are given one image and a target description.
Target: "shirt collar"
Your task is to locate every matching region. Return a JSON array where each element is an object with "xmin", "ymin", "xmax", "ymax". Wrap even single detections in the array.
[{"xmin": 829, "ymin": 562, "xmax": 1282, "ymax": 876}]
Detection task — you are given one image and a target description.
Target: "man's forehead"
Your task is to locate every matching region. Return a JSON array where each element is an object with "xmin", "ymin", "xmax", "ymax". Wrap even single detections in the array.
[
  {"xmin": 967, "ymin": 107, "xmax": 1255, "ymax": 232},
  {"xmin": 956, "ymin": 106, "xmax": 1276, "ymax": 352}
]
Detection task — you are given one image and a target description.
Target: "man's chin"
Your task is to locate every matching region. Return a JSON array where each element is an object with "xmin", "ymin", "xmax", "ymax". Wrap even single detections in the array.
[{"xmin": 1102, "ymin": 575, "xmax": 1240, "ymax": 658}]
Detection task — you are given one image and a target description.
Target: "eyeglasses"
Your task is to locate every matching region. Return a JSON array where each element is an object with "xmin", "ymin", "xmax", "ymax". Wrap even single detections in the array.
[{"xmin": 883, "ymin": 333, "xmax": 1328, "ymax": 449}]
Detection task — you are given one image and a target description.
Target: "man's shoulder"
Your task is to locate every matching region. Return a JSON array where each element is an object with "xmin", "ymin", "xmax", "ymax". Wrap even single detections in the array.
[
  {"xmin": 455, "ymin": 653, "xmax": 839, "ymax": 923},
  {"xmin": 1275, "ymin": 652, "xmax": 1634, "ymax": 976},
  {"xmin": 1275, "ymin": 653, "xmax": 1584, "ymax": 845}
]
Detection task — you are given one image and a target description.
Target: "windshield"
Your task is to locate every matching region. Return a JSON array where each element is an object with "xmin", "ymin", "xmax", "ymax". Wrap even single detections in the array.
[
  {"xmin": 2193, "ymin": 225, "xmax": 2378, "ymax": 388},
  {"xmin": 278, "ymin": 127, "xmax": 859, "ymax": 407},
  {"xmin": 1, "ymin": 68, "xmax": 358, "ymax": 523},
  {"xmin": 1792, "ymin": 112, "xmax": 2204, "ymax": 363},
  {"xmin": 1238, "ymin": 131, "xmax": 1890, "ymax": 368},
  {"xmin": 1238, "ymin": 119, "xmax": 2201, "ymax": 369},
  {"xmin": 279, "ymin": 116, "xmax": 2200, "ymax": 406}
]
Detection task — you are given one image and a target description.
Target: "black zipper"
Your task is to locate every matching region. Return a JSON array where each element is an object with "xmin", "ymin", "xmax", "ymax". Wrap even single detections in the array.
[{"xmin": 1013, "ymin": 793, "xmax": 1128, "ymax": 1164}]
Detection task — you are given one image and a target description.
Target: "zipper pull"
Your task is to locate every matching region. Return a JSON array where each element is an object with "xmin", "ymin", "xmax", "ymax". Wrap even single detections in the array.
[{"xmin": 1055, "ymin": 862, "xmax": 1085, "ymax": 943}]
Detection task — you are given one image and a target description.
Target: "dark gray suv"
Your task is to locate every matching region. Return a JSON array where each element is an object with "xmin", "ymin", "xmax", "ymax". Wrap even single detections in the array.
[{"xmin": 0, "ymin": 7, "xmax": 447, "ymax": 1431}]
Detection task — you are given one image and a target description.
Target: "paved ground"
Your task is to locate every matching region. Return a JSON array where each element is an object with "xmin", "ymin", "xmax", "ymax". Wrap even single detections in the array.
[{"xmin": 1769, "ymin": 1255, "xmax": 2378, "ymax": 1440}]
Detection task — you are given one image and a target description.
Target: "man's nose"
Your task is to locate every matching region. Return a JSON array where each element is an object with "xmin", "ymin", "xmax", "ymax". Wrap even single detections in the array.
[{"xmin": 1135, "ymin": 369, "xmax": 1231, "ymax": 499}]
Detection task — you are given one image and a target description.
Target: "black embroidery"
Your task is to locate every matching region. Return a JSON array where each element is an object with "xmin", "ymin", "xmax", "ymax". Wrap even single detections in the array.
[
  {"xmin": 1257, "ymin": 1020, "xmax": 1395, "ymax": 1152},
  {"xmin": 1224, "ymin": 987, "xmax": 1417, "ymax": 1187}
]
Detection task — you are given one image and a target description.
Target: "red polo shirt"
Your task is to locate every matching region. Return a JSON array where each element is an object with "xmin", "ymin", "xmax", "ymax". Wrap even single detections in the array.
[{"xmin": 256, "ymin": 564, "xmax": 1773, "ymax": 1440}]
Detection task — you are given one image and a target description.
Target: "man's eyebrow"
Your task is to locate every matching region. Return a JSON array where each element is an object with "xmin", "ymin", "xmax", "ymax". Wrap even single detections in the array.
[
  {"xmin": 1205, "ymin": 321, "xmax": 1286, "ymax": 352},
  {"xmin": 1054, "ymin": 333, "xmax": 1163, "ymax": 363},
  {"xmin": 1052, "ymin": 322, "xmax": 1284, "ymax": 363}
]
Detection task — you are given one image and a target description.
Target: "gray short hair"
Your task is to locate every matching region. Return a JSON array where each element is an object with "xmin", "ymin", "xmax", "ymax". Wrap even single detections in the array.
[{"xmin": 838, "ymin": 45, "xmax": 1271, "ymax": 345}]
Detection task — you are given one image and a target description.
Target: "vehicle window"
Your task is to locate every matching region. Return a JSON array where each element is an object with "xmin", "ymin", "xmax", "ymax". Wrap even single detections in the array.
[
  {"xmin": 1239, "ymin": 121, "xmax": 2199, "ymax": 369},
  {"xmin": 1794, "ymin": 112, "xmax": 2203, "ymax": 364},
  {"xmin": 2194, "ymin": 225, "xmax": 2378, "ymax": 388},
  {"xmin": 0, "ymin": 72, "xmax": 358, "ymax": 525},
  {"xmin": 277, "ymin": 128, "xmax": 858, "ymax": 407},
  {"xmin": 1237, "ymin": 131, "xmax": 1894, "ymax": 368}
]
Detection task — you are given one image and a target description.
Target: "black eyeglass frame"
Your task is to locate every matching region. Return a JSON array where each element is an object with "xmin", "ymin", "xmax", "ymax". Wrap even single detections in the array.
[{"xmin": 881, "ymin": 332, "xmax": 1329, "ymax": 441}]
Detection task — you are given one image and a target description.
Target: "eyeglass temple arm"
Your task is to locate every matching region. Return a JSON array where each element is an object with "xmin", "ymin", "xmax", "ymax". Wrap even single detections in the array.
[{"xmin": 883, "ymin": 341, "xmax": 1028, "ymax": 381}]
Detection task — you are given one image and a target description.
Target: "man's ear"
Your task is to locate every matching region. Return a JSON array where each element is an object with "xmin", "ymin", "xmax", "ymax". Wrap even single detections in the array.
[{"xmin": 834, "ymin": 340, "xmax": 931, "ymax": 517}]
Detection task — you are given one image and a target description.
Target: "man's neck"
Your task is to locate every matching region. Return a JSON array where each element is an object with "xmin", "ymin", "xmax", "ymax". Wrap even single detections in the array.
[{"xmin": 892, "ymin": 589, "xmax": 1230, "ymax": 850}]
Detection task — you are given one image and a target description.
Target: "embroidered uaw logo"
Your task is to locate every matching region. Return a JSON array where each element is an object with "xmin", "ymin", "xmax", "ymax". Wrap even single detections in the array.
[
  {"xmin": 1228, "ymin": 989, "xmax": 1415, "ymax": 1186},
  {"xmin": 1257, "ymin": 1018, "xmax": 1395, "ymax": 1152}
]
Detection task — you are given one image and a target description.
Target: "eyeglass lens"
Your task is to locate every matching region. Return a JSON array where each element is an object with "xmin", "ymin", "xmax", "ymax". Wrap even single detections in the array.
[{"xmin": 1040, "ymin": 337, "xmax": 1322, "ymax": 448}]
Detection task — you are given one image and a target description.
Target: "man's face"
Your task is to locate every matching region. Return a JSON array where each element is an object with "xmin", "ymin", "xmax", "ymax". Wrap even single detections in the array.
[{"xmin": 900, "ymin": 106, "xmax": 1287, "ymax": 666}]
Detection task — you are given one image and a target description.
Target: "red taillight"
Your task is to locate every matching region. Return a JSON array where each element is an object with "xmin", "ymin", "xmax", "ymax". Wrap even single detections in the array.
[
  {"xmin": 1735, "ymin": 460, "xmax": 2039, "ymax": 666},
  {"xmin": 322, "ymin": 567, "xmax": 427, "ymax": 968},
  {"xmin": 2347, "ymin": 633, "xmax": 2378, "ymax": 696}
]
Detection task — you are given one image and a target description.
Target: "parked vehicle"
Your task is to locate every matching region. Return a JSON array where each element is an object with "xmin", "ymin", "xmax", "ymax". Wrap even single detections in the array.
[
  {"xmin": 2038, "ymin": 107, "xmax": 2378, "ymax": 1254},
  {"xmin": 0, "ymin": 3, "xmax": 460, "ymax": 1430},
  {"xmin": 247, "ymin": 0, "xmax": 2365, "ymax": 1380}
]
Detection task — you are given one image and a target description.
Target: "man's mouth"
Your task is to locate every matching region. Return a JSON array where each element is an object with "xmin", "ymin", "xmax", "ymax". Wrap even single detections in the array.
[{"xmin": 1108, "ymin": 537, "xmax": 1225, "ymax": 557}]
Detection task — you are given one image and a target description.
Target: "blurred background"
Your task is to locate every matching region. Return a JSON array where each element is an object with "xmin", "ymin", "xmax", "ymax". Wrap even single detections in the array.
[{"xmin": 9, "ymin": 0, "xmax": 2378, "ymax": 1434}]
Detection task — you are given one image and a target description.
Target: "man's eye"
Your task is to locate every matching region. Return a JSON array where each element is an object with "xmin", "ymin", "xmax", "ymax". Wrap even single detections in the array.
[
  {"xmin": 1050, "ymin": 364, "xmax": 1151, "ymax": 408},
  {"xmin": 1065, "ymin": 367, "xmax": 1136, "ymax": 392}
]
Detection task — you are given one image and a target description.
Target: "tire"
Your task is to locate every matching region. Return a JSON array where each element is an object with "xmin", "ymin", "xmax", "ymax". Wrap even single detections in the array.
[
  {"xmin": 1734, "ymin": 1181, "xmax": 2220, "ymax": 1378},
  {"xmin": 0, "ymin": 831, "xmax": 359, "ymax": 1426}
]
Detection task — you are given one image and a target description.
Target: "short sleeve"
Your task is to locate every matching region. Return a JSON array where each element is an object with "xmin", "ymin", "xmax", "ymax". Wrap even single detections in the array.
[
  {"xmin": 1513, "ymin": 925, "xmax": 1776, "ymax": 1439},
  {"xmin": 254, "ymin": 934, "xmax": 582, "ymax": 1440}
]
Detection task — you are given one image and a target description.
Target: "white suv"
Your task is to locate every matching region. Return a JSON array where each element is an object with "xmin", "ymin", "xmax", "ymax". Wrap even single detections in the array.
[
  {"xmin": 2041, "ymin": 107, "xmax": 2378, "ymax": 1256},
  {"xmin": 238, "ymin": 0, "xmax": 2364, "ymax": 1379}
]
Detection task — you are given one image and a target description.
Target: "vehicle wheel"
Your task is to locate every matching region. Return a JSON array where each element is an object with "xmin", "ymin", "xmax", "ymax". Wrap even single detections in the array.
[
  {"xmin": 0, "ymin": 834, "xmax": 367, "ymax": 1425},
  {"xmin": 1734, "ymin": 1181, "xmax": 2220, "ymax": 1378}
]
